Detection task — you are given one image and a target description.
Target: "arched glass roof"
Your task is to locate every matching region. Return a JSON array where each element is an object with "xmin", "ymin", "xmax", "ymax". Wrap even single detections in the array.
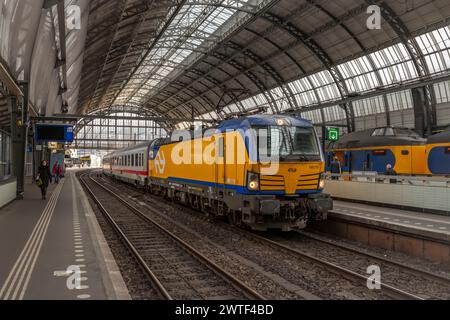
[
  {"xmin": 74, "ymin": 0, "xmax": 450, "ymax": 136},
  {"xmin": 177, "ymin": 24, "xmax": 450, "ymax": 130}
]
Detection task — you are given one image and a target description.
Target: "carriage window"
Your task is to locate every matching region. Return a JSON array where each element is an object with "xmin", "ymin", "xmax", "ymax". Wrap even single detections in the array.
[{"xmin": 218, "ymin": 138, "xmax": 224, "ymax": 157}]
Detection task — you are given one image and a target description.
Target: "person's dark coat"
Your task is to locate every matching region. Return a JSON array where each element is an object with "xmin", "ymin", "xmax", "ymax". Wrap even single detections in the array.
[
  {"xmin": 385, "ymin": 168, "xmax": 398, "ymax": 184},
  {"xmin": 38, "ymin": 165, "xmax": 52, "ymax": 187},
  {"xmin": 330, "ymin": 160, "xmax": 341, "ymax": 174},
  {"xmin": 385, "ymin": 168, "xmax": 397, "ymax": 176}
]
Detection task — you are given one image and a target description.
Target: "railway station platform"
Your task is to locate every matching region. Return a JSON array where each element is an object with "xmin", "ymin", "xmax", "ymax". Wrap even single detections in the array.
[
  {"xmin": 314, "ymin": 198, "xmax": 450, "ymax": 263},
  {"xmin": 332, "ymin": 200, "xmax": 450, "ymax": 240},
  {"xmin": 0, "ymin": 169, "xmax": 129, "ymax": 300}
]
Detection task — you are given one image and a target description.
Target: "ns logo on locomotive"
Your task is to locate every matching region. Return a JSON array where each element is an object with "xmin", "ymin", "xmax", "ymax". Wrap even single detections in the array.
[{"xmin": 103, "ymin": 115, "xmax": 333, "ymax": 231}]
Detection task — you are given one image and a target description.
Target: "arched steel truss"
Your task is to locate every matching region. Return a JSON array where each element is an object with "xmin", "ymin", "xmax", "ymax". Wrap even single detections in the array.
[{"xmin": 77, "ymin": 0, "xmax": 450, "ymax": 136}]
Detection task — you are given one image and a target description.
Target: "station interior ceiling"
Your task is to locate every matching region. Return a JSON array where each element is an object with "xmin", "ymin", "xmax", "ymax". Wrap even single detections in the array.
[{"xmin": 1, "ymin": 0, "xmax": 450, "ymax": 150}]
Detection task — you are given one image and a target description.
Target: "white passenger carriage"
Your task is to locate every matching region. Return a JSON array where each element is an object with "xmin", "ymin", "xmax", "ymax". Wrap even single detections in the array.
[{"xmin": 103, "ymin": 142, "xmax": 150, "ymax": 186}]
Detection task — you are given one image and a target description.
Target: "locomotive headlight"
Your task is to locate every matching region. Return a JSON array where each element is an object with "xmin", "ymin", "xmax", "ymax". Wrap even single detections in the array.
[
  {"xmin": 247, "ymin": 172, "xmax": 260, "ymax": 191},
  {"xmin": 319, "ymin": 173, "xmax": 326, "ymax": 190}
]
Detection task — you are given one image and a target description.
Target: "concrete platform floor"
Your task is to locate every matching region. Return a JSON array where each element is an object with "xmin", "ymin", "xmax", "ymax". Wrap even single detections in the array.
[
  {"xmin": 333, "ymin": 200, "xmax": 450, "ymax": 240},
  {"xmin": 0, "ymin": 169, "xmax": 130, "ymax": 300}
]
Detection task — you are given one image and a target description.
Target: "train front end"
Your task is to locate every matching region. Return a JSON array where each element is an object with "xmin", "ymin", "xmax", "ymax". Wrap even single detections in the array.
[{"xmin": 228, "ymin": 116, "xmax": 333, "ymax": 231}]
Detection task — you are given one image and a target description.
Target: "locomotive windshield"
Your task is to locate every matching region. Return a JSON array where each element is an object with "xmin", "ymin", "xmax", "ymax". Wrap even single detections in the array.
[{"xmin": 256, "ymin": 126, "xmax": 321, "ymax": 162}]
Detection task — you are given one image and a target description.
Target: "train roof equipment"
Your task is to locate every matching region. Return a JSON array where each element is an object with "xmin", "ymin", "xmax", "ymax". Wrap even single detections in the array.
[{"xmin": 328, "ymin": 126, "xmax": 426, "ymax": 149}]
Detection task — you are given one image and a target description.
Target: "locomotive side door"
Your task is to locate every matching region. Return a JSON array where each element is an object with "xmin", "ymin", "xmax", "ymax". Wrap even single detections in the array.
[
  {"xmin": 215, "ymin": 135, "xmax": 226, "ymax": 214},
  {"xmin": 365, "ymin": 151, "xmax": 372, "ymax": 172}
]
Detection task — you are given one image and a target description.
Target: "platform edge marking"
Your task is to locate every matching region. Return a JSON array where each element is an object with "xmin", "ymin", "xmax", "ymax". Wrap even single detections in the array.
[{"xmin": 75, "ymin": 171, "xmax": 131, "ymax": 300}]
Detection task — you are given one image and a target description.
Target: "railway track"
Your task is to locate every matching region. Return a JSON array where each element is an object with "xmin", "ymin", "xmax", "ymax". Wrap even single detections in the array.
[
  {"xmin": 236, "ymin": 229, "xmax": 425, "ymax": 300},
  {"xmin": 79, "ymin": 172, "xmax": 264, "ymax": 300},
  {"xmin": 95, "ymin": 172, "xmax": 443, "ymax": 300},
  {"xmin": 295, "ymin": 230, "xmax": 450, "ymax": 288}
]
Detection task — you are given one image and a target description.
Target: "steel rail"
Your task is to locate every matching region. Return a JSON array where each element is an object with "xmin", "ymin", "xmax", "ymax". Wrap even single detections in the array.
[
  {"xmin": 85, "ymin": 172, "xmax": 265, "ymax": 300},
  {"xmin": 79, "ymin": 172, "xmax": 172, "ymax": 300},
  {"xmin": 97, "ymin": 173, "xmax": 424, "ymax": 300},
  {"xmin": 233, "ymin": 228, "xmax": 425, "ymax": 300},
  {"xmin": 296, "ymin": 230, "xmax": 450, "ymax": 288}
]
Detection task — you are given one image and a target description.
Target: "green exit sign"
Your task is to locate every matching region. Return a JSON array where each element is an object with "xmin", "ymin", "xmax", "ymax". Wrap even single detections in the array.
[{"xmin": 326, "ymin": 127, "xmax": 340, "ymax": 141}]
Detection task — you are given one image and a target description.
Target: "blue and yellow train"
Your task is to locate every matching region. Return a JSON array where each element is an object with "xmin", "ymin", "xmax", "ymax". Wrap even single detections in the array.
[
  {"xmin": 326, "ymin": 126, "xmax": 450, "ymax": 176},
  {"xmin": 426, "ymin": 129, "xmax": 450, "ymax": 175},
  {"xmin": 104, "ymin": 115, "xmax": 333, "ymax": 231}
]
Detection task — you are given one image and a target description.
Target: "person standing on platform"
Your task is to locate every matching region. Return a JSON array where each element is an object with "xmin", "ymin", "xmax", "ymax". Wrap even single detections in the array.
[
  {"xmin": 58, "ymin": 162, "xmax": 63, "ymax": 180},
  {"xmin": 385, "ymin": 163, "xmax": 398, "ymax": 184},
  {"xmin": 52, "ymin": 161, "xmax": 63, "ymax": 184},
  {"xmin": 330, "ymin": 156, "xmax": 342, "ymax": 180},
  {"xmin": 37, "ymin": 160, "xmax": 52, "ymax": 200}
]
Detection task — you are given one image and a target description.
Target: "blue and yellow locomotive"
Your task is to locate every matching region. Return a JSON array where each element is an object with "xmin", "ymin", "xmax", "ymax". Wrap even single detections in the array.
[
  {"xmin": 104, "ymin": 115, "xmax": 333, "ymax": 231},
  {"xmin": 326, "ymin": 126, "xmax": 450, "ymax": 176}
]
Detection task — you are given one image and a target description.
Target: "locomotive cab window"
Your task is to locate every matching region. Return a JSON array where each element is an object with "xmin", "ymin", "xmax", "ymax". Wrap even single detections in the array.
[{"xmin": 256, "ymin": 126, "xmax": 321, "ymax": 162}]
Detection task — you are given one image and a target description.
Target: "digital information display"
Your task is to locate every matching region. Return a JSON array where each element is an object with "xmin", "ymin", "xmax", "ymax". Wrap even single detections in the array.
[{"xmin": 35, "ymin": 124, "xmax": 74, "ymax": 143}]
